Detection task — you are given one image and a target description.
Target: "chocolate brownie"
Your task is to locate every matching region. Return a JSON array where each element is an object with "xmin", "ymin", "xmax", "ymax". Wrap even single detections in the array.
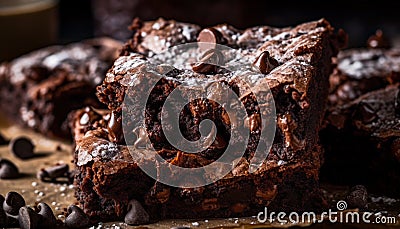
[
  {"xmin": 328, "ymin": 47, "xmax": 400, "ymax": 106},
  {"xmin": 74, "ymin": 18, "xmax": 345, "ymax": 221},
  {"xmin": 321, "ymin": 46, "xmax": 400, "ymax": 197},
  {"xmin": 0, "ymin": 38, "xmax": 121, "ymax": 139}
]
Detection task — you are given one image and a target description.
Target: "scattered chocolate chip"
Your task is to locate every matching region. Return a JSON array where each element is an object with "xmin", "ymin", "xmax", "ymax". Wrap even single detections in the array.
[
  {"xmin": 64, "ymin": 205, "xmax": 90, "ymax": 228},
  {"xmin": 197, "ymin": 27, "xmax": 223, "ymax": 50},
  {"xmin": 19, "ymin": 206, "xmax": 40, "ymax": 229},
  {"xmin": 55, "ymin": 145, "xmax": 63, "ymax": 151},
  {"xmin": 192, "ymin": 49, "xmax": 224, "ymax": 74},
  {"xmin": 0, "ymin": 133, "xmax": 7, "ymax": 145},
  {"xmin": 252, "ymin": 51, "xmax": 279, "ymax": 74},
  {"xmin": 37, "ymin": 203, "xmax": 57, "ymax": 228},
  {"xmin": 108, "ymin": 111, "xmax": 122, "ymax": 143},
  {"xmin": 3, "ymin": 192, "xmax": 25, "ymax": 216},
  {"xmin": 0, "ymin": 158, "xmax": 20, "ymax": 179},
  {"xmin": 124, "ymin": 199, "xmax": 150, "ymax": 225},
  {"xmin": 367, "ymin": 30, "xmax": 391, "ymax": 49},
  {"xmin": 9, "ymin": 137, "xmax": 35, "ymax": 159},
  {"xmin": 353, "ymin": 102, "xmax": 377, "ymax": 124},
  {"xmin": 395, "ymin": 88, "xmax": 400, "ymax": 117},
  {"xmin": 37, "ymin": 163, "xmax": 69, "ymax": 182},
  {"xmin": 0, "ymin": 206, "xmax": 6, "ymax": 227},
  {"xmin": 345, "ymin": 185, "xmax": 368, "ymax": 209}
]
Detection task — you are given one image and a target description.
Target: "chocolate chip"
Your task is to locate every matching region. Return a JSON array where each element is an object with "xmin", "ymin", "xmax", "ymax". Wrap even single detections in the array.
[
  {"xmin": 197, "ymin": 27, "xmax": 223, "ymax": 50},
  {"xmin": 9, "ymin": 137, "xmax": 35, "ymax": 159},
  {"xmin": 37, "ymin": 163, "xmax": 69, "ymax": 181},
  {"xmin": 367, "ymin": 30, "xmax": 391, "ymax": 49},
  {"xmin": 345, "ymin": 185, "xmax": 368, "ymax": 209},
  {"xmin": 170, "ymin": 227, "xmax": 191, "ymax": 229},
  {"xmin": 18, "ymin": 206, "xmax": 40, "ymax": 229},
  {"xmin": 192, "ymin": 49, "xmax": 224, "ymax": 74},
  {"xmin": 124, "ymin": 199, "xmax": 150, "ymax": 225},
  {"xmin": 55, "ymin": 145, "xmax": 63, "ymax": 151},
  {"xmin": 3, "ymin": 192, "xmax": 25, "ymax": 216},
  {"xmin": 0, "ymin": 133, "xmax": 7, "ymax": 145},
  {"xmin": 354, "ymin": 102, "xmax": 376, "ymax": 124},
  {"xmin": 395, "ymin": 88, "xmax": 400, "ymax": 117},
  {"xmin": 64, "ymin": 205, "xmax": 90, "ymax": 228},
  {"xmin": 0, "ymin": 158, "xmax": 19, "ymax": 179},
  {"xmin": 107, "ymin": 111, "xmax": 123, "ymax": 143},
  {"xmin": 291, "ymin": 91, "xmax": 301, "ymax": 101},
  {"xmin": 0, "ymin": 208, "xmax": 6, "ymax": 227},
  {"xmin": 252, "ymin": 51, "xmax": 279, "ymax": 74},
  {"xmin": 37, "ymin": 203, "xmax": 57, "ymax": 228},
  {"xmin": 24, "ymin": 65, "xmax": 50, "ymax": 82}
]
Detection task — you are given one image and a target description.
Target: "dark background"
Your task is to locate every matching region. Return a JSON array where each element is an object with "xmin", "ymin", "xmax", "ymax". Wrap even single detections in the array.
[{"xmin": 59, "ymin": 0, "xmax": 400, "ymax": 48}]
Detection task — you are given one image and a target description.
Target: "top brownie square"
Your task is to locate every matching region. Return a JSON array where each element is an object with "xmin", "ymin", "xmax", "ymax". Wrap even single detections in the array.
[{"xmin": 73, "ymin": 18, "xmax": 345, "ymax": 221}]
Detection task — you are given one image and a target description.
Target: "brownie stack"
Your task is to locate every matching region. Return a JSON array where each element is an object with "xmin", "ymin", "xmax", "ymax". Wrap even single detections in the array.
[
  {"xmin": 0, "ymin": 38, "xmax": 121, "ymax": 139},
  {"xmin": 320, "ymin": 38, "xmax": 400, "ymax": 197},
  {"xmin": 71, "ymin": 18, "xmax": 345, "ymax": 222}
]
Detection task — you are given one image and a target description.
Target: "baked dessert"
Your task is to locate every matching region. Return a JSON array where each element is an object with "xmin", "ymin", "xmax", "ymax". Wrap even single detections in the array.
[
  {"xmin": 0, "ymin": 38, "xmax": 121, "ymax": 139},
  {"xmin": 320, "ymin": 46, "xmax": 400, "ymax": 197},
  {"xmin": 328, "ymin": 47, "xmax": 400, "ymax": 107},
  {"xmin": 73, "ymin": 18, "xmax": 345, "ymax": 221}
]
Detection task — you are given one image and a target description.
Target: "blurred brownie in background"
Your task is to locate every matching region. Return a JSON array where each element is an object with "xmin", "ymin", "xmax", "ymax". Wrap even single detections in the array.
[
  {"xmin": 0, "ymin": 38, "xmax": 121, "ymax": 139},
  {"xmin": 320, "ymin": 31, "xmax": 400, "ymax": 197}
]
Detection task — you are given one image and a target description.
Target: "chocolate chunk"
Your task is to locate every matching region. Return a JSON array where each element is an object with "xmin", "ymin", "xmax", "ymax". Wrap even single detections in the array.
[
  {"xmin": 353, "ymin": 102, "xmax": 376, "ymax": 124},
  {"xmin": 9, "ymin": 137, "xmax": 35, "ymax": 159},
  {"xmin": 0, "ymin": 158, "xmax": 19, "ymax": 179},
  {"xmin": 64, "ymin": 205, "xmax": 90, "ymax": 228},
  {"xmin": 0, "ymin": 133, "xmax": 6, "ymax": 145},
  {"xmin": 3, "ymin": 192, "xmax": 25, "ymax": 216},
  {"xmin": 0, "ymin": 208, "xmax": 6, "ymax": 227},
  {"xmin": 395, "ymin": 88, "xmax": 400, "ymax": 117},
  {"xmin": 107, "ymin": 111, "xmax": 122, "ymax": 143},
  {"xmin": 252, "ymin": 51, "xmax": 279, "ymax": 74},
  {"xmin": 18, "ymin": 207, "xmax": 40, "ymax": 229},
  {"xmin": 367, "ymin": 30, "xmax": 391, "ymax": 49},
  {"xmin": 24, "ymin": 64, "xmax": 50, "ymax": 82},
  {"xmin": 191, "ymin": 49, "xmax": 224, "ymax": 74},
  {"xmin": 37, "ymin": 163, "xmax": 69, "ymax": 181},
  {"xmin": 197, "ymin": 27, "xmax": 223, "ymax": 50},
  {"xmin": 345, "ymin": 185, "xmax": 368, "ymax": 209},
  {"xmin": 124, "ymin": 199, "xmax": 150, "ymax": 225},
  {"xmin": 37, "ymin": 203, "xmax": 57, "ymax": 228}
]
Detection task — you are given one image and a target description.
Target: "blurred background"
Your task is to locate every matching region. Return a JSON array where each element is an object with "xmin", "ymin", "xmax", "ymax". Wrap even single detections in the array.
[{"xmin": 1, "ymin": 0, "xmax": 400, "ymax": 61}]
